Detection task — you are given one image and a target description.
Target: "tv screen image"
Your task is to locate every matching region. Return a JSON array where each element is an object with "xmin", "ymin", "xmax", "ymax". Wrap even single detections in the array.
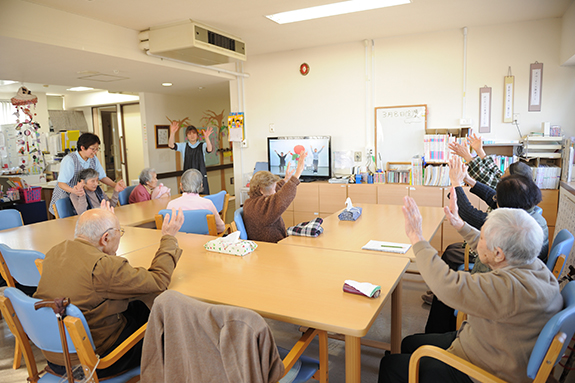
[{"xmin": 267, "ymin": 136, "xmax": 331, "ymax": 180}]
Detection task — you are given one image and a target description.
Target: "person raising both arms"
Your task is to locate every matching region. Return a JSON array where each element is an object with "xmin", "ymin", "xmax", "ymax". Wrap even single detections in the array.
[
  {"xmin": 50, "ymin": 132, "xmax": 124, "ymax": 216},
  {"xmin": 168, "ymin": 121, "xmax": 214, "ymax": 195}
]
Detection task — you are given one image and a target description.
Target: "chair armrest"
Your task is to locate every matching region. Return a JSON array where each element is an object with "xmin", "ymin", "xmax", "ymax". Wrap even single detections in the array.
[
  {"xmin": 552, "ymin": 255, "xmax": 566, "ymax": 279},
  {"xmin": 280, "ymin": 328, "xmax": 319, "ymax": 376},
  {"xmin": 408, "ymin": 345, "xmax": 507, "ymax": 383},
  {"xmin": 456, "ymin": 311, "xmax": 467, "ymax": 330},
  {"xmin": 64, "ymin": 317, "xmax": 147, "ymax": 370},
  {"xmin": 35, "ymin": 258, "xmax": 43, "ymax": 276},
  {"xmin": 154, "ymin": 214, "xmax": 163, "ymax": 230},
  {"xmin": 217, "ymin": 224, "xmax": 231, "ymax": 237},
  {"xmin": 230, "ymin": 221, "xmax": 238, "ymax": 233}
]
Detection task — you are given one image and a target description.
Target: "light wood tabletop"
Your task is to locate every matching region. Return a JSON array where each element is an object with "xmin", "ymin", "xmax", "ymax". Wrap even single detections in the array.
[
  {"xmin": 279, "ymin": 203, "xmax": 445, "ymax": 261},
  {"xmin": 122, "ymin": 233, "xmax": 409, "ymax": 383},
  {"xmin": 112, "ymin": 195, "xmax": 180, "ymax": 227},
  {"xmin": 0, "ymin": 221, "xmax": 167, "ymax": 256}
]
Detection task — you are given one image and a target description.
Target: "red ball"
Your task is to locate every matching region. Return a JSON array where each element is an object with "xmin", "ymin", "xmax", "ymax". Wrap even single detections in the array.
[{"xmin": 294, "ymin": 145, "xmax": 305, "ymax": 154}]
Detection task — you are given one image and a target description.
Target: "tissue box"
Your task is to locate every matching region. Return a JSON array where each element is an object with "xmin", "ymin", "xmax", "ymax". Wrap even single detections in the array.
[
  {"xmin": 338, "ymin": 207, "xmax": 362, "ymax": 221},
  {"xmin": 204, "ymin": 237, "xmax": 258, "ymax": 257}
]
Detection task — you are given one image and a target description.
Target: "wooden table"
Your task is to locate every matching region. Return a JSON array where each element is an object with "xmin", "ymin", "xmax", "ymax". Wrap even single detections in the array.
[
  {"xmin": 279, "ymin": 203, "xmax": 445, "ymax": 261},
  {"xmin": 0, "ymin": 222, "xmax": 166, "ymax": 256},
  {"xmin": 113, "ymin": 195, "xmax": 180, "ymax": 227},
  {"xmin": 123, "ymin": 233, "xmax": 409, "ymax": 383}
]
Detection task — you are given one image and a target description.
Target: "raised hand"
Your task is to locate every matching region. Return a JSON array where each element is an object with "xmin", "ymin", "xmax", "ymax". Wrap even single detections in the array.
[
  {"xmin": 169, "ymin": 120, "xmax": 180, "ymax": 134},
  {"xmin": 402, "ymin": 196, "xmax": 425, "ymax": 244},
  {"xmin": 283, "ymin": 161, "xmax": 295, "ymax": 182},
  {"xmin": 73, "ymin": 180, "xmax": 86, "ymax": 197},
  {"xmin": 204, "ymin": 126, "xmax": 214, "ymax": 139},
  {"xmin": 467, "ymin": 133, "xmax": 486, "ymax": 159},
  {"xmin": 448, "ymin": 157, "xmax": 467, "ymax": 187},
  {"xmin": 448, "ymin": 141, "xmax": 473, "ymax": 163},
  {"xmin": 162, "ymin": 208, "xmax": 184, "ymax": 236},
  {"xmin": 444, "ymin": 187, "xmax": 464, "ymax": 230},
  {"xmin": 99, "ymin": 199, "xmax": 115, "ymax": 213},
  {"xmin": 294, "ymin": 151, "xmax": 308, "ymax": 179},
  {"xmin": 114, "ymin": 179, "xmax": 127, "ymax": 192}
]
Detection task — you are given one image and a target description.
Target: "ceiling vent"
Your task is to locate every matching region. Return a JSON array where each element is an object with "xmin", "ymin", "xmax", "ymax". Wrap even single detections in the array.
[{"xmin": 139, "ymin": 20, "xmax": 246, "ymax": 65}]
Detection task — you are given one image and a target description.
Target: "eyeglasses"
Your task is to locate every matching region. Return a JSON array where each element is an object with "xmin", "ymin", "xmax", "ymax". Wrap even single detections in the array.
[
  {"xmin": 102, "ymin": 227, "xmax": 125, "ymax": 237},
  {"xmin": 88, "ymin": 145, "xmax": 100, "ymax": 152}
]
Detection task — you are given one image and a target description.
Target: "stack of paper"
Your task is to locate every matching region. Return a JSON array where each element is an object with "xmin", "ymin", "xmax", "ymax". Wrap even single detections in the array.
[{"xmin": 362, "ymin": 240, "xmax": 411, "ymax": 254}]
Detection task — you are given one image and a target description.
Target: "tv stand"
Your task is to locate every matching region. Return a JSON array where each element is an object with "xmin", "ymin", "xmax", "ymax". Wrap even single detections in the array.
[{"xmin": 300, "ymin": 178, "xmax": 319, "ymax": 183}]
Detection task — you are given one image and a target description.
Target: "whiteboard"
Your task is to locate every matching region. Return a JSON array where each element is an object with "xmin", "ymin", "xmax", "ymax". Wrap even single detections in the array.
[{"xmin": 375, "ymin": 105, "xmax": 427, "ymax": 169}]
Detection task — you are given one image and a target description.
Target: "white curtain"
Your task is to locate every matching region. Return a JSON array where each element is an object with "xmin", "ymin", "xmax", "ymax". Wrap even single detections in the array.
[{"xmin": 0, "ymin": 101, "xmax": 17, "ymax": 125}]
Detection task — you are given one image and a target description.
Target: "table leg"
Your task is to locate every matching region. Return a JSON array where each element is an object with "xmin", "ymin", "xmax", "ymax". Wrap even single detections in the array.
[
  {"xmin": 345, "ymin": 335, "xmax": 361, "ymax": 383},
  {"xmin": 391, "ymin": 279, "xmax": 403, "ymax": 354}
]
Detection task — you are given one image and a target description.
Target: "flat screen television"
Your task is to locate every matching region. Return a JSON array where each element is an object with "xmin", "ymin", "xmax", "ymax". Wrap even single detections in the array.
[{"xmin": 267, "ymin": 136, "xmax": 331, "ymax": 181}]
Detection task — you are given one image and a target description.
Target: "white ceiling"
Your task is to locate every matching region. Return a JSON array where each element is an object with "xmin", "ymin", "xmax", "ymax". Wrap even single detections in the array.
[{"xmin": 0, "ymin": 0, "xmax": 572, "ymax": 97}]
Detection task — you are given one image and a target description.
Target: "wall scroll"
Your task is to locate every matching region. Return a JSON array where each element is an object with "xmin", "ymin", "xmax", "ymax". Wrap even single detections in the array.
[
  {"xmin": 529, "ymin": 62, "xmax": 543, "ymax": 112},
  {"xmin": 503, "ymin": 67, "xmax": 514, "ymax": 123},
  {"xmin": 479, "ymin": 86, "xmax": 492, "ymax": 133},
  {"xmin": 155, "ymin": 125, "xmax": 169, "ymax": 148}
]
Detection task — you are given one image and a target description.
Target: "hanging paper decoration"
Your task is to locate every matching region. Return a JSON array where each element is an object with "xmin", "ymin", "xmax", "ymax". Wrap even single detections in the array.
[{"xmin": 7, "ymin": 86, "xmax": 45, "ymax": 173}]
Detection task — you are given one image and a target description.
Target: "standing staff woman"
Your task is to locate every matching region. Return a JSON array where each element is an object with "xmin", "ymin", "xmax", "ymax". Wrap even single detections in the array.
[
  {"xmin": 50, "ymin": 132, "xmax": 122, "ymax": 215},
  {"xmin": 168, "ymin": 121, "xmax": 214, "ymax": 195}
]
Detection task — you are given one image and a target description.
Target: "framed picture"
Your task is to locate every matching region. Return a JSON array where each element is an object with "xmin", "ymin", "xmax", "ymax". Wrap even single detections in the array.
[{"xmin": 155, "ymin": 125, "xmax": 169, "ymax": 148}]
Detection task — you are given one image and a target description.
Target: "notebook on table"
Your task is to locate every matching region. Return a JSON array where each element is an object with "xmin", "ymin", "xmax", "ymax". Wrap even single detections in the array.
[{"xmin": 362, "ymin": 240, "xmax": 411, "ymax": 254}]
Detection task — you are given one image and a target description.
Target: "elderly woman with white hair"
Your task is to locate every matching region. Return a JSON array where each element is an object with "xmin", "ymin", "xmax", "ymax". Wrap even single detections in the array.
[
  {"xmin": 378, "ymin": 189, "xmax": 563, "ymax": 383},
  {"xmin": 129, "ymin": 168, "xmax": 169, "ymax": 204},
  {"xmin": 166, "ymin": 169, "xmax": 225, "ymax": 233}
]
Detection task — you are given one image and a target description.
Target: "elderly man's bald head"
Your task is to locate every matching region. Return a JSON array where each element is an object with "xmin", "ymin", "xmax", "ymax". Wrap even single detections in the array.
[{"xmin": 75, "ymin": 209, "xmax": 119, "ymax": 244}]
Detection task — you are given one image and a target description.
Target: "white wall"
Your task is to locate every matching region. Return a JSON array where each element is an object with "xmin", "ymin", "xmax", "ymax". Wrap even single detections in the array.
[
  {"xmin": 233, "ymin": 18, "xmax": 575, "ymax": 181},
  {"xmin": 561, "ymin": 0, "xmax": 575, "ymax": 65}
]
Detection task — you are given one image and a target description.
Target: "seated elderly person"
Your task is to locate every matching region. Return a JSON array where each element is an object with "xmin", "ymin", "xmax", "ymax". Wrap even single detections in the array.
[
  {"xmin": 70, "ymin": 168, "xmax": 126, "ymax": 215},
  {"xmin": 243, "ymin": 151, "xmax": 307, "ymax": 243},
  {"xmin": 34, "ymin": 206, "xmax": 184, "ymax": 378},
  {"xmin": 166, "ymin": 168, "xmax": 225, "ymax": 234},
  {"xmin": 378, "ymin": 193, "xmax": 562, "ymax": 383},
  {"xmin": 129, "ymin": 168, "xmax": 170, "ymax": 204}
]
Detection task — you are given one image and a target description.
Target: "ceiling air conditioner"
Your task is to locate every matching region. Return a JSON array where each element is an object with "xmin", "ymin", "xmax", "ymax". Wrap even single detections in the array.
[{"xmin": 139, "ymin": 20, "xmax": 246, "ymax": 65}]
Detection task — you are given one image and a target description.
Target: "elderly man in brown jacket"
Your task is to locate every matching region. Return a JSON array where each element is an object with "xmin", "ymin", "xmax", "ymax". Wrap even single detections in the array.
[{"xmin": 34, "ymin": 204, "xmax": 184, "ymax": 379}]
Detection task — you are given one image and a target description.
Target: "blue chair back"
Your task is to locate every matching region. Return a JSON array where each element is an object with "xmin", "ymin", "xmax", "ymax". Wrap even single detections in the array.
[
  {"xmin": 527, "ymin": 281, "xmax": 575, "ymax": 378},
  {"xmin": 0, "ymin": 209, "xmax": 23, "ymax": 231},
  {"xmin": 534, "ymin": 206, "xmax": 543, "ymax": 215},
  {"xmin": 158, "ymin": 209, "xmax": 213, "ymax": 235},
  {"xmin": 204, "ymin": 190, "xmax": 226, "ymax": 213},
  {"xmin": 234, "ymin": 207, "xmax": 248, "ymax": 240},
  {"xmin": 4, "ymin": 287, "xmax": 94, "ymax": 354},
  {"xmin": 254, "ymin": 162, "xmax": 268, "ymax": 174},
  {"xmin": 547, "ymin": 229, "xmax": 574, "ymax": 276},
  {"xmin": 0, "ymin": 244, "xmax": 44, "ymax": 286},
  {"xmin": 54, "ymin": 197, "xmax": 76, "ymax": 218},
  {"xmin": 119, "ymin": 185, "xmax": 137, "ymax": 206}
]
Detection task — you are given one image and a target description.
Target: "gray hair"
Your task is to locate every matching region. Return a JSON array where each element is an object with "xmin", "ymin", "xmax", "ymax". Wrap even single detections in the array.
[
  {"xmin": 74, "ymin": 209, "xmax": 119, "ymax": 244},
  {"xmin": 482, "ymin": 208, "xmax": 543, "ymax": 266},
  {"xmin": 139, "ymin": 168, "xmax": 156, "ymax": 185},
  {"xmin": 181, "ymin": 169, "xmax": 204, "ymax": 193},
  {"xmin": 78, "ymin": 168, "xmax": 99, "ymax": 182}
]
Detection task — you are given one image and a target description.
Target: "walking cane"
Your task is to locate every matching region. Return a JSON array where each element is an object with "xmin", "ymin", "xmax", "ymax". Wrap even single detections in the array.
[{"xmin": 35, "ymin": 297, "xmax": 74, "ymax": 383}]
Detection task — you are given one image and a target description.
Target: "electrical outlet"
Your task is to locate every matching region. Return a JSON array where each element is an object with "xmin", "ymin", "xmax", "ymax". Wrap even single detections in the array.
[
  {"xmin": 230, "ymin": 177, "xmax": 234, "ymax": 185},
  {"xmin": 354, "ymin": 151, "xmax": 362, "ymax": 162},
  {"xmin": 269, "ymin": 123, "xmax": 275, "ymax": 133},
  {"xmin": 513, "ymin": 113, "xmax": 520, "ymax": 124}
]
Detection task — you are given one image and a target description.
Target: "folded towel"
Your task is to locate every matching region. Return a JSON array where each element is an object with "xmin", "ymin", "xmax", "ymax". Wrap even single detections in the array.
[
  {"xmin": 287, "ymin": 217, "xmax": 323, "ymax": 237},
  {"xmin": 338, "ymin": 206, "xmax": 362, "ymax": 221}
]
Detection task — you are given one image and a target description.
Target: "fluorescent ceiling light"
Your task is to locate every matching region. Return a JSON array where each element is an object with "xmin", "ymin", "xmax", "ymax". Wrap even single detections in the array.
[
  {"xmin": 66, "ymin": 86, "xmax": 94, "ymax": 91},
  {"xmin": 162, "ymin": 82, "xmax": 173, "ymax": 87},
  {"xmin": 0, "ymin": 80, "xmax": 18, "ymax": 87},
  {"xmin": 266, "ymin": 0, "xmax": 410, "ymax": 24}
]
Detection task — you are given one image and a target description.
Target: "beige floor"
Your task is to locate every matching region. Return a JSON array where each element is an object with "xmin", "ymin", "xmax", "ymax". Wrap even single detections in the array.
[{"xmin": 0, "ymin": 274, "xmax": 431, "ymax": 382}]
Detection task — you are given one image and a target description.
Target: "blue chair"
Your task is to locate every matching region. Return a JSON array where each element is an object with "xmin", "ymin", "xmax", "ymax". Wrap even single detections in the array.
[
  {"xmin": 0, "ymin": 287, "xmax": 142, "ymax": 383},
  {"xmin": 52, "ymin": 197, "xmax": 76, "ymax": 219},
  {"xmin": 534, "ymin": 206, "xmax": 543, "ymax": 215},
  {"xmin": 411, "ymin": 281, "xmax": 575, "ymax": 383},
  {"xmin": 0, "ymin": 244, "xmax": 44, "ymax": 289},
  {"xmin": 0, "ymin": 243, "xmax": 45, "ymax": 369},
  {"xmin": 231, "ymin": 207, "xmax": 248, "ymax": 240},
  {"xmin": 155, "ymin": 209, "xmax": 218, "ymax": 236},
  {"xmin": 547, "ymin": 229, "xmax": 574, "ymax": 279},
  {"xmin": 118, "ymin": 185, "xmax": 136, "ymax": 206},
  {"xmin": 0, "ymin": 209, "xmax": 23, "ymax": 231},
  {"xmin": 203, "ymin": 190, "xmax": 230, "ymax": 221}
]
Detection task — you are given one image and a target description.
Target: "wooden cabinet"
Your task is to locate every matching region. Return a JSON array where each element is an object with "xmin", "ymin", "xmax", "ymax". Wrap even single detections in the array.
[
  {"xmin": 319, "ymin": 184, "xmax": 347, "ymax": 214},
  {"xmin": 377, "ymin": 184, "xmax": 408, "ymax": 205},
  {"xmin": 347, "ymin": 184, "xmax": 378, "ymax": 204}
]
